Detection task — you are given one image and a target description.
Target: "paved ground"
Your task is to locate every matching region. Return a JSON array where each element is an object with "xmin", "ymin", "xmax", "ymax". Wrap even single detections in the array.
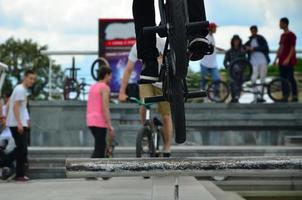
[{"xmin": 0, "ymin": 178, "xmax": 153, "ymax": 200}]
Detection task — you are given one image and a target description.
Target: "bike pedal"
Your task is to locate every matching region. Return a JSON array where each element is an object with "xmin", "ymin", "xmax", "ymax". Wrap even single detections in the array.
[{"xmin": 185, "ymin": 91, "xmax": 207, "ymax": 99}]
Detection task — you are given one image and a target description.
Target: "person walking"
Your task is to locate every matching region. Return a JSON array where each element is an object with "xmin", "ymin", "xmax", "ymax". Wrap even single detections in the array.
[
  {"xmin": 274, "ymin": 17, "xmax": 298, "ymax": 102},
  {"xmin": 6, "ymin": 70, "xmax": 36, "ymax": 181},
  {"xmin": 86, "ymin": 67, "xmax": 115, "ymax": 161}
]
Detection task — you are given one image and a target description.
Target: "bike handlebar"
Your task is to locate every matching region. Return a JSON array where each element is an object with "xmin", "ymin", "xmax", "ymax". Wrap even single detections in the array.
[{"xmin": 127, "ymin": 97, "xmax": 153, "ymax": 108}]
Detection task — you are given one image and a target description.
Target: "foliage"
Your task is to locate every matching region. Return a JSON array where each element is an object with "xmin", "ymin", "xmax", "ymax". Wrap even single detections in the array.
[{"xmin": 0, "ymin": 38, "xmax": 64, "ymax": 100}]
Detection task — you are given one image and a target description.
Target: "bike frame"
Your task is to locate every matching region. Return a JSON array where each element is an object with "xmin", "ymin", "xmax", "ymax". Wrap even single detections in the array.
[{"xmin": 130, "ymin": 97, "xmax": 161, "ymax": 153}]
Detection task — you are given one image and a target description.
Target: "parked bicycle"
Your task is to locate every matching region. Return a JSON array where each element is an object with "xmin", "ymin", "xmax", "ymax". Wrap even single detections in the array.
[
  {"xmin": 63, "ymin": 57, "xmax": 81, "ymax": 100},
  {"xmin": 201, "ymin": 59, "xmax": 290, "ymax": 103},
  {"xmin": 128, "ymin": 97, "xmax": 163, "ymax": 158},
  {"xmin": 79, "ymin": 78, "xmax": 91, "ymax": 101},
  {"xmin": 91, "ymin": 57, "xmax": 110, "ymax": 81}
]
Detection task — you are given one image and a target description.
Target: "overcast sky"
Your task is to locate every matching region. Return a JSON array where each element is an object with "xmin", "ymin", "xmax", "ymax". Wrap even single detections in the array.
[{"xmin": 0, "ymin": 0, "xmax": 301, "ymax": 73}]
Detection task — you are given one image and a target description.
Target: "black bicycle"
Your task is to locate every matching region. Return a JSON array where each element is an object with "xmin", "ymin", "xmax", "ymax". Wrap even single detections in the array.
[
  {"xmin": 128, "ymin": 97, "xmax": 163, "ymax": 158},
  {"xmin": 230, "ymin": 59, "xmax": 291, "ymax": 102},
  {"xmin": 143, "ymin": 0, "xmax": 211, "ymax": 144},
  {"xmin": 63, "ymin": 57, "xmax": 81, "ymax": 100}
]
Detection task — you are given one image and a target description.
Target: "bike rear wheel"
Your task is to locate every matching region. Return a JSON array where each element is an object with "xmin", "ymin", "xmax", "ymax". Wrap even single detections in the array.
[
  {"xmin": 268, "ymin": 78, "xmax": 291, "ymax": 102},
  {"xmin": 167, "ymin": 0, "xmax": 189, "ymax": 79},
  {"xmin": 207, "ymin": 80, "xmax": 230, "ymax": 103},
  {"xmin": 136, "ymin": 127, "xmax": 155, "ymax": 158}
]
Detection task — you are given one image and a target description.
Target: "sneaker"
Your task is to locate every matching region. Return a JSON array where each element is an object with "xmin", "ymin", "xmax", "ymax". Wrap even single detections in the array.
[
  {"xmin": 188, "ymin": 38, "xmax": 214, "ymax": 61},
  {"xmin": 163, "ymin": 152, "xmax": 171, "ymax": 158},
  {"xmin": 139, "ymin": 59, "xmax": 159, "ymax": 84},
  {"xmin": 16, "ymin": 176, "xmax": 30, "ymax": 182}
]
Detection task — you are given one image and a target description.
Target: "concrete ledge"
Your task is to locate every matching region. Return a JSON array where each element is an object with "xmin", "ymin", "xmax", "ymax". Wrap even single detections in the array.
[{"xmin": 66, "ymin": 156, "xmax": 302, "ymax": 178}]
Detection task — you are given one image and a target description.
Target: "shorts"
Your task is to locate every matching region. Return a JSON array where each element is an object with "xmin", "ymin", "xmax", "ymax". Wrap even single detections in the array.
[{"xmin": 139, "ymin": 84, "xmax": 171, "ymax": 116}]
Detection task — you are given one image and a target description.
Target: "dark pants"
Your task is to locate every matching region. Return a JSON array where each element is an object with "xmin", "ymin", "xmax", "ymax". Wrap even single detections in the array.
[
  {"xmin": 279, "ymin": 66, "xmax": 298, "ymax": 98},
  {"xmin": 133, "ymin": 0, "xmax": 208, "ymax": 60},
  {"xmin": 89, "ymin": 127, "xmax": 107, "ymax": 158},
  {"xmin": 230, "ymin": 78, "xmax": 243, "ymax": 102},
  {"xmin": 10, "ymin": 127, "xmax": 28, "ymax": 177}
]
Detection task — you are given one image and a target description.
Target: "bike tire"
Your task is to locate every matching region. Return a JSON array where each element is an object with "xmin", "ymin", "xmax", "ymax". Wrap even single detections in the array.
[
  {"xmin": 207, "ymin": 80, "xmax": 230, "ymax": 103},
  {"xmin": 136, "ymin": 127, "xmax": 155, "ymax": 158},
  {"xmin": 167, "ymin": 0, "xmax": 189, "ymax": 79},
  {"xmin": 170, "ymin": 78, "xmax": 186, "ymax": 144},
  {"xmin": 229, "ymin": 59, "xmax": 253, "ymax": 82},
  {"xmin": 268, "ymin": 78, "xmax": 291, "ymax": 102},
  {"xmin": 91, "ymin": 57, "xmax": 110, "ymax": 81}
]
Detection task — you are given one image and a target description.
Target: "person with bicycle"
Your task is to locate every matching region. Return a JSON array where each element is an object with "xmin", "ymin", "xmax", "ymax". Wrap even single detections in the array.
[
  {"xmin": 200, "ymin": 23, "xmax": 224, "ymax": 91},
  {"xmin": 119, "ymin": 39, "xmax": 173, "ymax": 157},
  {"xmin": 224, "ymin": 35, "xmax": 247, "ymax": 103},
  {"xmin": 86, "ymin": 67, "xmax": 115, "ymax": 161},
  {"xmin": 245, "ymin": 25, "xmax": 270, "ymax": 103},
  {"xmin": 133, "ymin": 0, "xmax": 211, "ymax": 84}
]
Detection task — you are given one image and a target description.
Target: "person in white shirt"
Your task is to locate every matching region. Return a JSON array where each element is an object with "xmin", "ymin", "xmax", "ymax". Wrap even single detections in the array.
[
  {"xmin": 200, "ymin": 23, "xmax": 224, "ymax": 90},
  {"xmin": 245, "ymin": 25, "xmax": 270, "ymax": 103},
  {"xmin": 7, "ymin": 70, "xmax": 36, "ymax": 181},
  {"xmin": 119, "ymin": 38, "xmax": 173, "ymax": 157}
]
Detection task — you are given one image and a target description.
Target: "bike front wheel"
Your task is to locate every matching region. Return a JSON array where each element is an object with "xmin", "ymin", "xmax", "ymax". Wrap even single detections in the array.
[
  {"xmin": 167, "ymin": 0, "xmax": 189, "ymax": 79},
  {"xmin": 169, "ymin": 78, "xmax": 186, "ymax": 144},
  {"xmin": 230, "ymin": 59, "xmax": 253, "ymax": 83},
  {"xmin": 207, "ymin": 80, "xmax": 230, "ymax": 103},
  {"xmin": 268, "ymin": 78, "xmax": 291, "ymax": 102}
]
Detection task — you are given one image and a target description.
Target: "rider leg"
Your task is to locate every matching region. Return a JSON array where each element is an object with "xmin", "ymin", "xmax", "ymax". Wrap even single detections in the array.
[
  {"xmin": 187, "ymin": 0, "xmax": 208, "ymax": 38},
  {"xmin": 187, "ymin": 0, "xmax": 213, "ymax": 61},
  {"xmin": 259, "ymin": 63, "xmax": 268, "ymax": 100},
  {"xmin": 133, "ymin": 0, "xmax": 159, "ymax": 83},
  {"xmin": 161, "ymin": 114, "xmax": 172, "ymax": 155},
  {"xmin": 251, "ymin": 64, "xmax": 260, "ymax": 101}
]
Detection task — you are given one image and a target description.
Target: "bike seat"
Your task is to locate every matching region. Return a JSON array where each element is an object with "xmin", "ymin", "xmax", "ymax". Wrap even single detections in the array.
[{"xmin": 153, "ymin": 117, "xmax": 163, "ymax": 127}]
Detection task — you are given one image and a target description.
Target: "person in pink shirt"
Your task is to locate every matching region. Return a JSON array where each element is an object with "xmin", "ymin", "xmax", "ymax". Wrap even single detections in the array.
[{"xmin": 86, "ymin": 67, "xmax": 114, "ymax": 159}]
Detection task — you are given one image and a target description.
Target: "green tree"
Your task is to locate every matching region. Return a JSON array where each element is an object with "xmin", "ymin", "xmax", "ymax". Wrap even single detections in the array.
[{"xmin": 0, "ymin": 38, "xmax": 63, "ymax": 100}]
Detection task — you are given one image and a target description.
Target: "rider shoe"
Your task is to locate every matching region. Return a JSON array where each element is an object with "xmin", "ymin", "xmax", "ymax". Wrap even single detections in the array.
[
  {"xmin": 292, "ymin": 96, "xmax": 298, "ymax": 102},
  {"xmin": 188, "ymin": 38, "xmax": 214, "ymax": 61},
  {"xmin": 139, "ymin": 59, "xmax": 159, "ymax": 84}
]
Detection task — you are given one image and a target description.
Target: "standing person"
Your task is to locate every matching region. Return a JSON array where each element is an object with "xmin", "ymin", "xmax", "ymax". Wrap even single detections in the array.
[
  {"xmin": 200, "ymin": 23, "xmax": 224, "ymax": 90},
  {"xmin": 245, "ymin": 25, "xmax": 270, "ymax": 103},
  {"xmin": 6, "ymin": 70, "xmax": 36, "ymax": 181},
  {"xmin": 274, "ymin": 17, "xmax": 298, "ymax": 102},
  {"xmin": 86, "ymin": 67, "xmax": 115, "ymax": 161},
  {"xmin": 119, "ymin": 39, "xmax": 173, "ymax": 157},
  {"xmin": 133, "ymin": 0, "xmax": 212, "ymax": 84},
  {"xmin": 224, "ymin": 35, "xmax": 247, "ymax": 103}
]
